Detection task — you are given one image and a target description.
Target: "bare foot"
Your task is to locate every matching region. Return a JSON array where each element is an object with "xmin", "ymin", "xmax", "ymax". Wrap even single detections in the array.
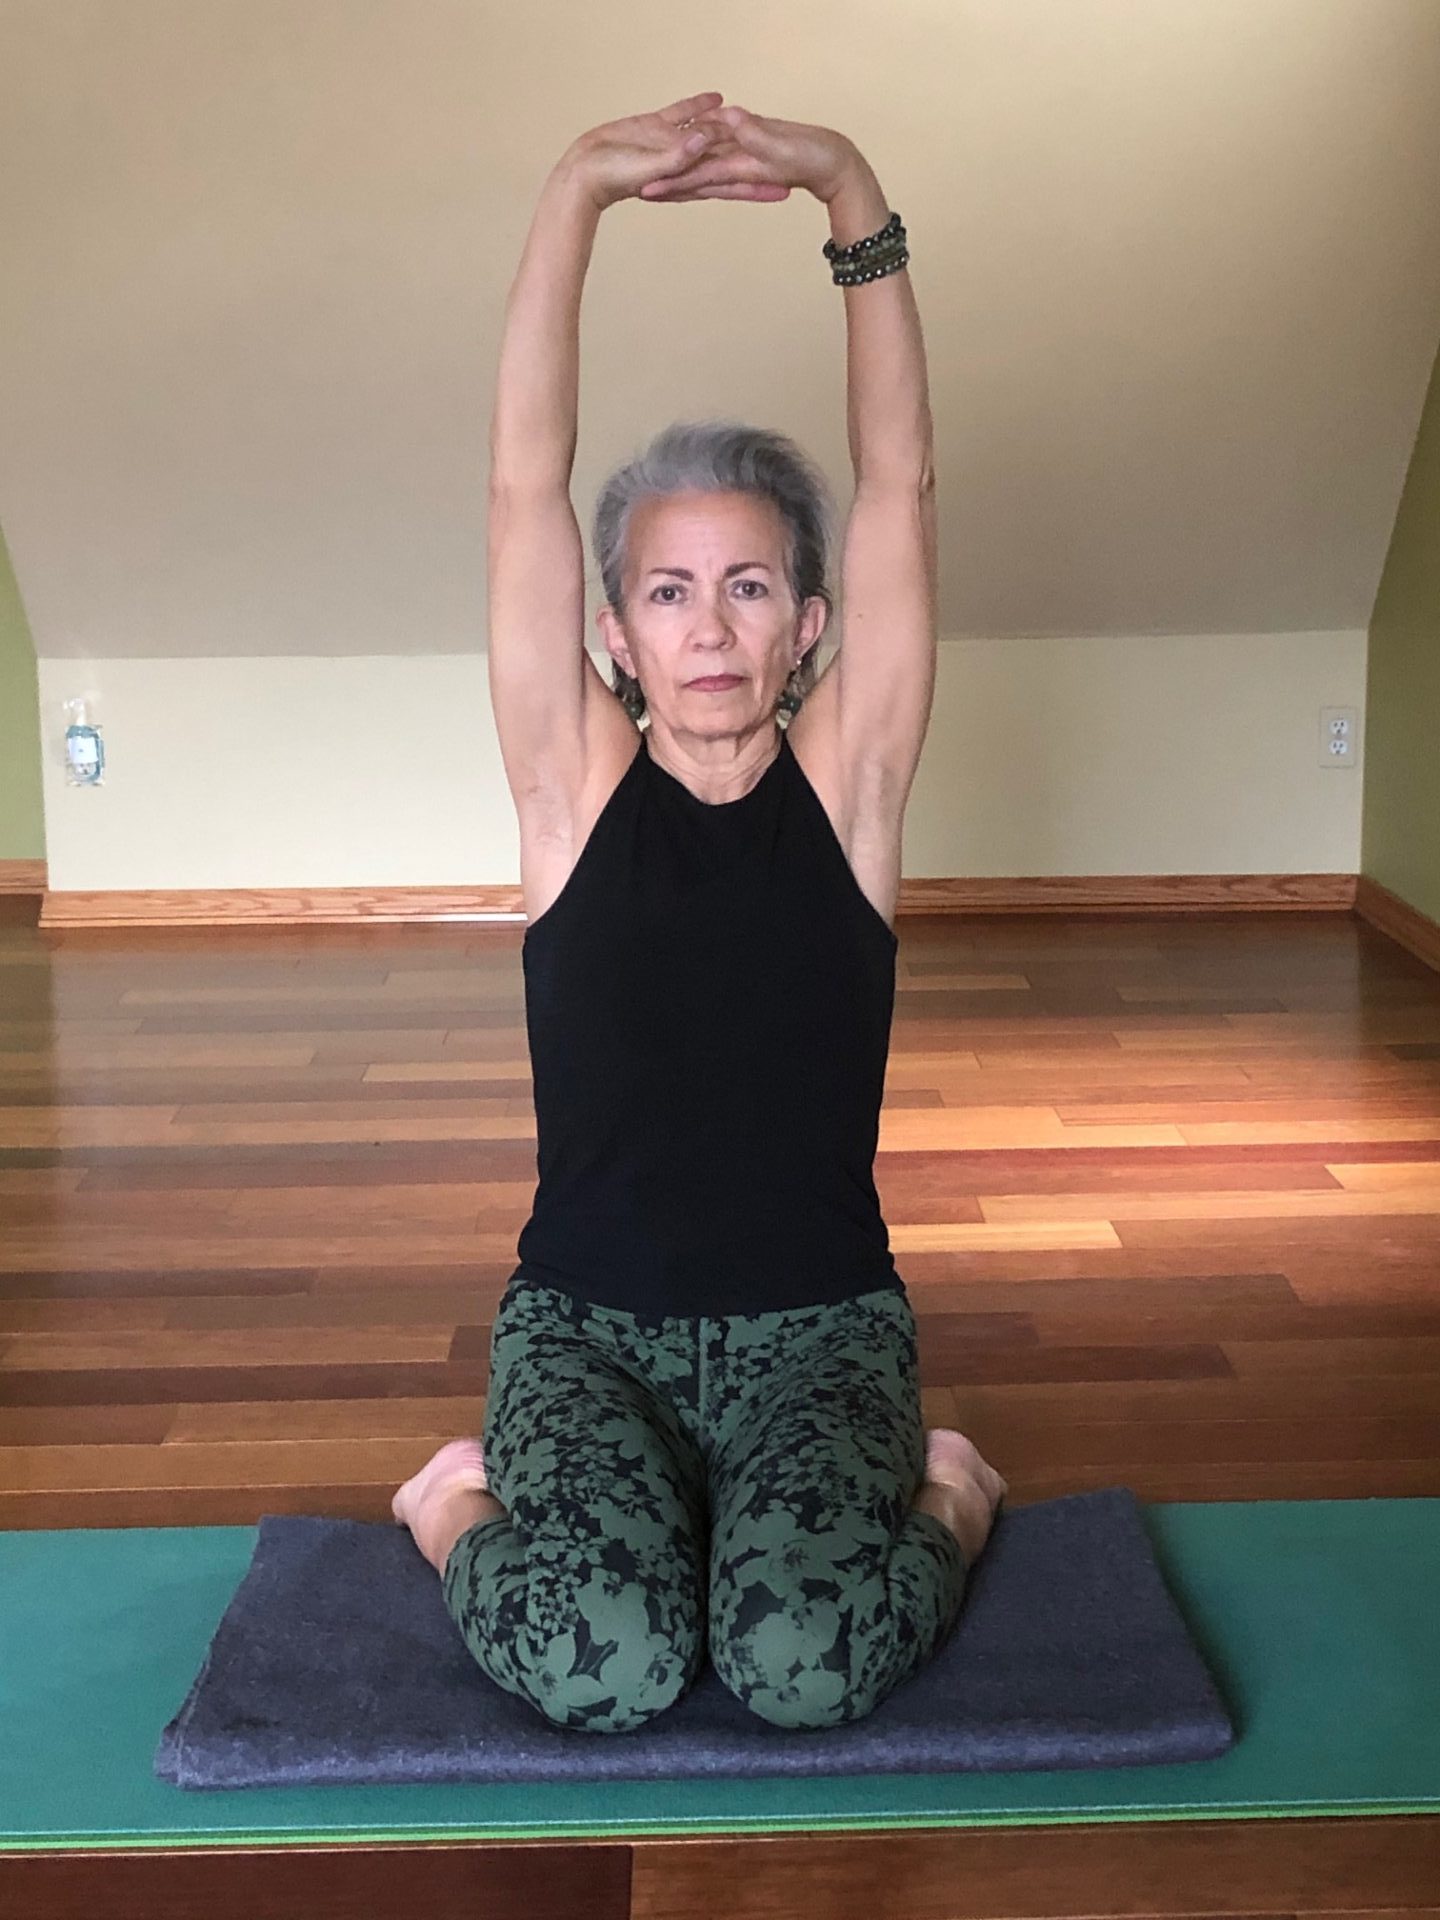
[
  {"xmin": 392, "ymin": 1438, "xmax": 504, "ymax": 1574},
  {"xmin": 913, "ymin": 1427, "xmax": 1009, "ymax": 1565}
]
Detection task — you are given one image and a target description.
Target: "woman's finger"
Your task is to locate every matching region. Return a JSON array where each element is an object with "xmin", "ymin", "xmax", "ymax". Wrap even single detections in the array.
[
  {"xmin": 641, "ymin": 139, "xmax": 779, "ymax": 192},
  {"xmin": 640, "ymin": 158, "xmax": 786, "ymax": 195},
  {"xmin": 663, "ymin": 128, "xmax": 741, "ymax": 160},
  {"xmin": 641, "ymin": 178, "xmax": 781, "ymax": 199},
  {"xmin": 640, "ymin": 182, "xmax": 791, "ymax": 202},
  {"xmin": 709, "ymin": 104, "xmax": 766, "ymax": 143},
  {"xmin": 644, "ymin": 124, "xmax": 730, "ymax": 180},
  {"xmin": 656, "ymin": 90, "xmax": 724, "ymax": 126},
  {"xmin": 641, "ymin": 190, "xmax": 787, "ymax": 203}
]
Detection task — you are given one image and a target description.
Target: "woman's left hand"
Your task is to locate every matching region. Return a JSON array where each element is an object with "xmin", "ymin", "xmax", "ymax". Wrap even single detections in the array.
[{"xmin": 638, "ymin": 105, "xmax": 860, "ymax": 206}]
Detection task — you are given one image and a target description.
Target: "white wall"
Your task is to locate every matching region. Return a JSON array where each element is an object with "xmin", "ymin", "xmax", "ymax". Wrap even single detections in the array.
[{"xmin": 37, "ymin": 629, "xmax": 1367, "ymax": 892}]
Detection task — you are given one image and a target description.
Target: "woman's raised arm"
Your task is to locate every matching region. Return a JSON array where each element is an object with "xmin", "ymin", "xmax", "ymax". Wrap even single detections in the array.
[
  {"xmin": 487, "ymin": 166, "xmax": 600, "ymax": 495},
  {"xmin": 489, "ymin": 95, "xmax": 730, "ymax": 495},
  {"xmin": 639, "ymin": 107, "xmax": 939, "ymax": 776},
  {"xmin": 825, "ymin": 153, "xmax": 934, "ymax": 489},
  {"xmin": 638, "ymin": 107, "xmax": 932, "ymax": 488},
  {"xmin": 486, "ymin": 99, "xmax": 744, "ymax": 813}
]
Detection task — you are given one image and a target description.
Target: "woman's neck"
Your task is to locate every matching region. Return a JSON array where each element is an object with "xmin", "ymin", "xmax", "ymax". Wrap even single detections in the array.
[{"xmin": 643, "ymin": 722, "xmax": 782, "ymax": 805}]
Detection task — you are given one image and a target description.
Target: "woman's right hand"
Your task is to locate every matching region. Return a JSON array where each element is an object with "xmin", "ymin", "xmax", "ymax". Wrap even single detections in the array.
[{"xmin": 561, "ymin": 92, "xmax": 789, "ymax": 212}]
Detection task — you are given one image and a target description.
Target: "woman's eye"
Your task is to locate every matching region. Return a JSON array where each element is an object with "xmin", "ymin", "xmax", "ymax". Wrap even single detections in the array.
[{"xmin": 652, "ymin": 581, "xmax": 766, "ymax": 603}]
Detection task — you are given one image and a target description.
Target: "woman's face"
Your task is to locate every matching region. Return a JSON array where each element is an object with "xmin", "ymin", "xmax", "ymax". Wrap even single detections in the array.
[{"xmin": 600, "ymin": 491, "xmax": 825, "ymax": 738}]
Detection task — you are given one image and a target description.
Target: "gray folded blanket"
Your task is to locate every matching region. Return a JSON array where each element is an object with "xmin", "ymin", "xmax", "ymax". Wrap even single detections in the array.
[{"xmin": 155, "ymin": 1486, "xmax": 1234, "ymax": 1789}]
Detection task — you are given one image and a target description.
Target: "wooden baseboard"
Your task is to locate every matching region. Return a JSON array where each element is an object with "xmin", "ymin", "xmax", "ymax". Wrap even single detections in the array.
[
  {"xmin": 38, "ymin": 885, "xmax": 528, "ymax": 927},
  {"xmin": 895, "ymin": 872, "xmax": 1358, "ymax": 914},
  {"xmin": 0, "ymin": 859, "xmax": 46, "ymax": 895},
  {"xmin": 35, "ymin": 871, "xmax": 1362, "ymax": 929},
  {"xmin": 1354, "ymin": 873, "xmax": 1440, "ymax": 974}
]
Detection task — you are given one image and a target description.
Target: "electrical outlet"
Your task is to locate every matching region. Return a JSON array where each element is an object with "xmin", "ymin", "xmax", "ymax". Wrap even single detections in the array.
[{"xmin": 1319, "ymin": 706, "xmax": 1359, "ymax": 769}]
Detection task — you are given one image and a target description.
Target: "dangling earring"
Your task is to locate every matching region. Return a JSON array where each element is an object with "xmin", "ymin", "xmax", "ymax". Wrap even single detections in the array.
[
  {"xmin": 776, "ymin": 656, "xmax": 806, "ymax": 719},
  {"xmin": 613, "ymin": 661, "xmax": 646, "ymax": 723}
]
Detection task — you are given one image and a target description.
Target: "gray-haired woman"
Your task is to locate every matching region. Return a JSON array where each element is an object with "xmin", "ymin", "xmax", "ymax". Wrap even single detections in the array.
[{"xmin": 394, "ymin": 93, "xmax": 1006, "ymax": 1733}]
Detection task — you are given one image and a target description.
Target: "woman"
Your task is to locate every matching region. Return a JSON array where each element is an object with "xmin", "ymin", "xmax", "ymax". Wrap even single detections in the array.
[{"xmin": 394, "ymin": 93, "xmax": 1007, "ymax": 1734}]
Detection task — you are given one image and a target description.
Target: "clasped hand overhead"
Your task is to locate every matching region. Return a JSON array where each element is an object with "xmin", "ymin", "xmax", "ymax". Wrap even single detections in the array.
[{"xmin": 567, "ymin": 91, "xmax": 860, "ymax": 212}]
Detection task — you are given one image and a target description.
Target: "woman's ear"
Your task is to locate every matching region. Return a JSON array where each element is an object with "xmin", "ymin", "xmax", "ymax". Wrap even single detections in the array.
[
  {"xmin": 801, "ymin": 594, "xmax": 830, "ymax": 649},
  {"xmin": 597, "ymin": 604, "xmax": 637, "ymax": 680}
]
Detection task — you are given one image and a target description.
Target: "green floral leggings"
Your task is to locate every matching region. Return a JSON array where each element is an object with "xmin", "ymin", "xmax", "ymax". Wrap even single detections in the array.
[{"xmin": 441, "ymin": 1276, "xmax": 967, "ymax": 1733}]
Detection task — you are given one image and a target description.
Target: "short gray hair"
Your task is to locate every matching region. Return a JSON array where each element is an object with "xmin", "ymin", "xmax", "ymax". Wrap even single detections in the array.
[{"xmin": 592, "ymin": 419, "xmax": 836, "ymax": 724}]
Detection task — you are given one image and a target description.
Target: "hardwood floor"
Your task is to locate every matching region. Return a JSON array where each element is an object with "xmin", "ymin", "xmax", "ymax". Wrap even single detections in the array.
[{"xmin": 2, "ymin": 891, "xmax": 1438, "ymax": 1916}]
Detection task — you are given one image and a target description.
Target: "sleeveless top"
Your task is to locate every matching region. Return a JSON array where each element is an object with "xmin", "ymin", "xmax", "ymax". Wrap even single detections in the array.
[{"xmin": 510, "ymin": 726, "xmax": 903, "ymax": 1318}]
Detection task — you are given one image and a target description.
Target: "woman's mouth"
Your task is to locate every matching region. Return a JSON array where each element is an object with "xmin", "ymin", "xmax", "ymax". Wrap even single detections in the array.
[{"xmin": 687, "ymin": 675, "xmax": 742, "ymax": 690}]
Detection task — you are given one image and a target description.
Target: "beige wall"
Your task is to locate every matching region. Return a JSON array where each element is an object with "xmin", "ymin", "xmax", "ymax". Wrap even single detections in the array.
[
  {"xmin": 1362, "ymin": 336, "xmax": 1440, "ymax": 923},
  {"xmin": 0, "ymin": 523, "xmax": 45, "ymax": 861},
  {"xmin": 5, "ymin": 1, "xmax": 1440, "ymax": 673},
  {"xmin": 9, "ymin": 3, "xmax": 1431, "ymax": 899},
  {"xmin": 38, "ymin": 629, "xmax": 1366, "ymax": 893}
]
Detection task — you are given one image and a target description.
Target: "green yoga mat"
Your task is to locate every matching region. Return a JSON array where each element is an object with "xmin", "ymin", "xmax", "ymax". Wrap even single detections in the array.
[{"xmin": 1, "ymin": 1498, "xmax": 1436, "ymax": 1851}]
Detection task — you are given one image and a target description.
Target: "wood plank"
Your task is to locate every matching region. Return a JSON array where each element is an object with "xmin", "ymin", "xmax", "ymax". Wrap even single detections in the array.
[
  {"xmin": 3, "ymin": 1438, "xmax": 457, "ymax": 1492},
  {"xmin": 880, "ymin": 1112, "xmax": 1192, "ymax": 1149},
  {"xmin": 0, "ymin": 1114, "xmax": 534, "ymax": 1149},
  {"xmin": 936, "ymin": 1375, "xmax": 1440, "ymax": 1422},
  {"xmin": 0, "ymin": 1404, "xmax": 175, "ymax": 1445},
  {"xmin": 882, "ymin": 1140, "xmax": 1440, "ymax": 1170},
  {"xmin": 1223, "ymin": 1337, "xmax": 1440, "ymax": 1377},
  {"xmin": 627, "ymin": 1820, "xmax": 1440, "ymax": 1920},
  {"xmin": 161, "ymin": 1287, "xmax": 508, "ymax": 1330},
  {"xmin": 0, "ymin": 1328, "xmax": 457, "ymax": 1371},
  {"xmin": 1020, "ymin": 1306, "xmax": 1440, "ymax": 1345},
  {"xmin": 0, "ymin": 1298, "xmax": 175, "ymax": 1333},
  {"xmin": 0, "ymin": 1267, "xmax": 320, "ymax": 1300},
  {"xmin": 0, "ymin": 1361, "xmax": 487, "ymax": 1407},
  {"xmin": 167, "ymin": 1395, "xmax": 489, "ymax": 1443},
  {"xmin": 977, "ymin": 1190, "xmax": 1440, "ymax": 1223},
  {"xmin": 0, "ymin": 1168, "xmax": 87, "ymax": 1194},
  {"xmin": 0, "ymin": 1827, "xmax": 629, "ymax": 1920},
  {"xmin": 884, "ymin": 1160, "xmax": 1354, "ymax": 1197},
  {"xmin": 75, "ymin": 1163, "xmax": 535, "ymax": 1196},
  {"xmin": 0, "ymin": 1483, "xmax": 426, "ymax": 1526},
  {"xmin": 947, "ymin": 1415, "xmax": 1440, "ymax": 1470},
  {"xmin": 0, "ymin": 1231, "xmax": 522, "ymax": 1270},
  {"xmin": 0, "ymin": 1194, "xmax": 242, "ymax": 1228},
  {"xmin": 890, "ymin": 1223, "xmax": 1128, "ymax": 1250}
]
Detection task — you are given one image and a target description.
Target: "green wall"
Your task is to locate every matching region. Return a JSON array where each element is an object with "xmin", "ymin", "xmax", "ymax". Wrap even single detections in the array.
[
  {"xmin": 0, "ymin": 522, "xmax": 46, "ymax": 863},
  {"xmin": 1363, "ymin": 336, "xmax": 1440, "ymax": 924}
]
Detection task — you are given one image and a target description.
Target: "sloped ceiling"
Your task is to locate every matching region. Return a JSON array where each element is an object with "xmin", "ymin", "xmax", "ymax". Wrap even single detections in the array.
[{"xmin": 1, "ymin": 0, "xmax": 1439, "ymax": 660}]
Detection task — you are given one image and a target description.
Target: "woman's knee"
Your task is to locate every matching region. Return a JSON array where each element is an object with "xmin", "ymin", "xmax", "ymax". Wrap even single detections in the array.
[
  {"xmin": 517, "ymin": 1555, "xmax": 705, "ymax": 1732},
  {"xmin": 524, "ymin": 1626, "xmax": 700, "ymax": 1731},
  {"xmin": 708, "ymin": 1594, "xmax": 886, "ymax": 1731}
]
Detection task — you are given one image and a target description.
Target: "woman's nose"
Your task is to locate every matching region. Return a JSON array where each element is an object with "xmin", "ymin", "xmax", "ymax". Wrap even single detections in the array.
[{"xmin": 692, "ymin": 600, "xmax": 735, "ymax": 636}]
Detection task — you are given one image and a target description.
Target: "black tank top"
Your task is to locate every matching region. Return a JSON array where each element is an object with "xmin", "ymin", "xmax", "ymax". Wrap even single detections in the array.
[{"xmin": 510, "ymin": 726, "xmax": 903, "ymax": 1318}]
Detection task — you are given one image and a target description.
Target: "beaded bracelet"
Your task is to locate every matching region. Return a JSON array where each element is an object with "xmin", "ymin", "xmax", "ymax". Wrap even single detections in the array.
[
  {"xmin": 823, "ymin": 210, "xmax": 910, "ymax": 287},
  {"xmin": 823, "ymin": 209, "xmax": 904, "ymax": 263},
  {"xmin": 831, "ymin": 243, "xmax": 909, "ymax": 287}
]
